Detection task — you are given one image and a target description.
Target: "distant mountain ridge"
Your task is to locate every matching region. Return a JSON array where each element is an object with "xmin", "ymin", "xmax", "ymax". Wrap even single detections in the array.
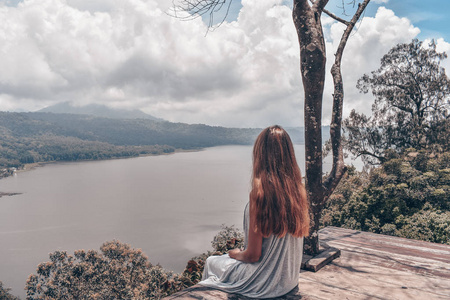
[
  {"xmin": 38, "ymin": 102, "xmax": 163, "ymax": 121},
  {"xmin": 0, "ymin": 110, "xmax": 330, "ymax": 169}
]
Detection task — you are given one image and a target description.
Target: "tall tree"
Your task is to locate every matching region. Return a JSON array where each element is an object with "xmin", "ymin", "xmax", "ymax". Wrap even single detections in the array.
[
  {"xmin": 293, "ymin": 0, "xmax": 370, "ymax": 254},
  {"xmin": 173, "ymin": 0, "xmax": 371, "ymax": 255},
  {"xmin": 344, "ymin": 39, "xmax": 450, "ymax": 165}
]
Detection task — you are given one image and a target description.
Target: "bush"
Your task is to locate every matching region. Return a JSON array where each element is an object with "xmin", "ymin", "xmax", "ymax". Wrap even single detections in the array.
[
  {"xmin": 181, "ymin": 224, "xmax": 244, "ymax": 285},
  {"xmin": 211, "ymin": 224, "xmax": 245, "ymax": 253},
  {"xmin": 321, "ymin": 149, "xmax": 450, "ymax": 244},
  {"xmin": 24, "ymin": 226, "xmax": 245, "ymax": 299},
  {"xmin": 397, "ymin": 204, "xmax": 450, "ymax": 244},
  {"xmin": 25, "ymin": 240, "xmax": 186, "ymax": 300},
  {"xmin": 0, "ymin": 281, "xmax": 20, "ymax": 300}
]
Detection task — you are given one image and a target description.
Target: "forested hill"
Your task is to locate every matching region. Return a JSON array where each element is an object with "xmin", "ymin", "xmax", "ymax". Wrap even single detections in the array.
[
  {"xmin": 4, "ymin": 112, "xmax": 263, "ymax": 148},
  {"xmin": 0, "ymin": 111, "xmax": 328, "ymax": 169},
  {"xmin": 38, "ymin": 102, "xmax": 163, "ymax": 121}
]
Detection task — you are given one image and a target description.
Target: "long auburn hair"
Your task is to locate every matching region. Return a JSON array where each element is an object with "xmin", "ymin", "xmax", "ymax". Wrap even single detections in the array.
[{"xmin": 250, "ymin": 125, "xmax": 310, "ymax": 238}]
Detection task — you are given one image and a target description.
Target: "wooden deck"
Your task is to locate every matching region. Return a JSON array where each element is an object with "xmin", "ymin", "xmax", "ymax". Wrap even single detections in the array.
[{"xmin": 164, "ymin": 227, "xmax": 450, "ymax": 299}]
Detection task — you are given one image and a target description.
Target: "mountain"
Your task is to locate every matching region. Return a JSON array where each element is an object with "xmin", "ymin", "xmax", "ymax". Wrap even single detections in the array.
[
  {"xmin": 0, "ymin": 110, "xmax": 330, "ymax": 169},
  {"xmin": 0, "ymin": 111, "xmax": 261, "ymax": 168},
  {"xmin": 38, "ymin": 102, "xmax": 163, "ymax": 121}
]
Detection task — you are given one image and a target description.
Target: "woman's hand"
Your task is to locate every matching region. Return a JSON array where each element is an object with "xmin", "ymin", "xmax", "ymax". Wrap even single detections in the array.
[{"xmin": 228, "ymin": 248, "xmax": 241, "ymax": 259}]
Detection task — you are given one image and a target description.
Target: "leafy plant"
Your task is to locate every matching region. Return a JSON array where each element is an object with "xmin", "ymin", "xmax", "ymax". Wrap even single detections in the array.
[
  {"xmin": 0, "ymin": 281, "xmax": 20, "ymax": 300},
  {"xmin": 321, "ymin": 149, "xmax": 450, "ymax": 244},
  {"xmin": 24, "ymin": 226, "xmax": 245, "ymax": 299},
  {"xmin": 25, "ymin": 240, "xmax": 186, "ymax": 300},
  {"xmin": 181, "ymin": 224, "xmax": 244, "ymax": 285},
  {"xmin": 211, "ymin": 224, "xmax": 245, "ymax": 253},
  {"xmin": 344, "ymin": 39, "xmax": 449, "ymax": 165}
]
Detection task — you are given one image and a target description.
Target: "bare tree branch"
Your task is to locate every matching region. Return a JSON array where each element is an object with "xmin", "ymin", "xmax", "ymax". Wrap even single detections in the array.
[
  {"xmin": 358, "ymin": 150, "xmax": 386, "ymax": 163},
  {"xmin": 337, "ymin": 0, "xmax": 356, "ymax": 16},
  {"xmin": 323, "ymin": 0, "xmax": 371, "ymax": 202},
  {"xmin": 308, "ymin": 0, "xmax": 350, "ymax": 25},
  {"xmin": 322, "ymin": 8, "xmax": 351, "ymax": 25},
  {"xmin": 170, "ymin": 0, "xmax": 233, "ymax": 33}
]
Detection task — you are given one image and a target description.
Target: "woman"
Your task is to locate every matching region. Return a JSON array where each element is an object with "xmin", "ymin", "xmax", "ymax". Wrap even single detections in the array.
[{"xmin": 199, "ymin": 125, "xmax": 310, "ymax": 298}]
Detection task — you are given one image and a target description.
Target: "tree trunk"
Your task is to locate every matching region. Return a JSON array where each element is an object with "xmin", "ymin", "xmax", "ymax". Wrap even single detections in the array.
[
  {"xmin": 293, "ymin": 0, "xmax": 370, "ymax": 255},
  {"xmin": 293, "ymin": 0, "xmax": 328, "ymax": 255},
  {"xmin": 174, "ymin": 0, "xmax": 371, "ymax": 257}
]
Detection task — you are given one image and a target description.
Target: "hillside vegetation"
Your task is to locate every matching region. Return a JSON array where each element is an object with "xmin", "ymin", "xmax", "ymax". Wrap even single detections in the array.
[
  {"xmin": 323, "ymin": 40, "xmax": 450, "ymax": 244},
  {"xmin": 322, "ymin": 149, "xmax": 450, "ymax": 244},
  {"xmin": 0, "ymin": 111, "xmax": 313, "ymax": 171},
  {"xmin": 0, "ymin": 112, "xmax": 174, "ymax": 170}
]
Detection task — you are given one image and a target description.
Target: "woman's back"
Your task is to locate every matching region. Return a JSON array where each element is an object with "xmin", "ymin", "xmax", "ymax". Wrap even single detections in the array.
[
  {"xmin": 200, "ymin": 126, "xmax": 307, "ymax": 298},
  {"xmin": 200, "ymin": 203, "xmax": 303, "ymax": 298}
]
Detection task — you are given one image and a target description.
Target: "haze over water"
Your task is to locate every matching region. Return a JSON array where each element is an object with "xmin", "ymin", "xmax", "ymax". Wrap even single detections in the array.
[{"xmin": 0, "ymin": 145, "xmax": 358, "ymax": 298}]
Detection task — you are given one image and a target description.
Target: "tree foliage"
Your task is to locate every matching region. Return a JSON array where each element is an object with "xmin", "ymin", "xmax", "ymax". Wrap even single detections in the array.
[
  {"xmin": 25, "ymin": 241, "xmax": 186, "ymax": 300},
  {"xmin": 321, "ymin": 149, "xmax": 450, "ymax": 244},
  {"xmin": 181, "ymin": 224, "xmax": 244, "ymax": 285},
  {"xmin": 0, "ymin": 281, "xmax": 20, "ymax": 300},
  {"xmin": 345, "ymin": 39, "xmax": 450, "ymax": 164},
  {"xmin": 0, "ymin": 111, "xmax": 310, "ymax": 171},
  {"xmin": 24, "ymin": 227, "xmax": 244, "ymax": 299}
]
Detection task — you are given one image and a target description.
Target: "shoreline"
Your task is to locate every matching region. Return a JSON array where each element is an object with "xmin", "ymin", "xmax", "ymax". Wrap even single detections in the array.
[
  {"xmin": 0, "ymin": 192, "xmax": 22, "ymax": 198},
  {"xmin": 1, "ymin": 147, "xmax": 204, "ymax": 182}
]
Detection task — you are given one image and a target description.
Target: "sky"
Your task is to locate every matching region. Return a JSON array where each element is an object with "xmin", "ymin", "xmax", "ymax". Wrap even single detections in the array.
[{"xmin": 0, "ymin": 0, "xmax": 449, "ymax": 128}]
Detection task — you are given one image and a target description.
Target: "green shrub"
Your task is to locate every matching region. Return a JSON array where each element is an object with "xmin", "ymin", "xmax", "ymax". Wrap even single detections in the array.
[
  {"xmin": 25, "ymin": 240, "xmax": 186, "ymax": 300},
  {"xmin": 211, "ymin": 224, "xmax": 244, "ymax": 253},
  {"xmin": 321, "ymin": 150, "xmax": 450, "ymax": 244},
  {"xmin": 24, "ymin": 226, "xmax": 245, "ymax": 299},
  {"xmin": 396, "ymin": 204, "xmax": 450, "ymax": 244},
  {"xmin": 0, "ymin": 281, "xmax": 20, "ymax": 300},
  {"xmin": 181, "ymin": 224, "xmax": 244, "ymax": 285}
]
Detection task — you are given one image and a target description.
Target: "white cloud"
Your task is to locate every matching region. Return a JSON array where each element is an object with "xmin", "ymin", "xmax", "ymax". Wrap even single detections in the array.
[
  {"xmin": 433, "ymin": 38, "xmax": 450, "ymax": 77},
  {"xmin": 0, "ymin": 0, "xmax": 304, "ymax": 127},
  {"xmin": 322, "ymin": 7, "xmax": 420, "ymax": 123},
  {"xmin": 0, "ymin": 1, "xmax": 442, "ymax": 128}
]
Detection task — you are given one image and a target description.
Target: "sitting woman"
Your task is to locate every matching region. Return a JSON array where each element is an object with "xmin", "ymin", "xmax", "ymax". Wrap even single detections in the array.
[{"xmin": 199, "ymin": 125, "xmax": 310, "ymax": 298}]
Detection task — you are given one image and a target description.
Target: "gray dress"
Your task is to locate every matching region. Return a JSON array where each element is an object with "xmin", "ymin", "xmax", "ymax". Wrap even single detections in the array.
[{"xmin": 199, "ymin": 203, "xmax": 303, "ymax": 299}]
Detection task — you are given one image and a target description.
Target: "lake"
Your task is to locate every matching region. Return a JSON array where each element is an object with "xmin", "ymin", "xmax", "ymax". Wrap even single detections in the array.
[{"xmin": 0, "ymin": 145, "xmax": 359, "ymax": 298}]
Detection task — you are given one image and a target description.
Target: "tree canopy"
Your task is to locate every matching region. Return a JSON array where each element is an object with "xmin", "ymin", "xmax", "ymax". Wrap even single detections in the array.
[
  {"xmin": 344, "ymin": 39, "xmax": 450, "ymax": 164},
  {"xmin": 0, "ymin": 281, "xmax": 19, "ymax": 300},
  {"xmin": 24, "ymin": 227, "xmax": 244, "ymax": 299},
  {"xmin": 322, "ymin": 149, "xmax": 450, "ymax": 244},
  {"xmin": 25, "ymin": 241, "xmax": 186, "ymax": 299}
]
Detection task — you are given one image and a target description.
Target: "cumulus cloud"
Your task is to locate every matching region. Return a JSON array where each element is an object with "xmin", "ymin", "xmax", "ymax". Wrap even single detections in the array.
[
  {"xmin": 0, "ymin": 0, "xmax": 443, "ymax": 128},
  {"xmin": 0, "ymin": 0, "xmax": 303, "ymax": 127},
  {"xmin": 433, "ymin": 38, "xmax": 450, "ymax": 77},
  {"xmin": 322, "ymin": 7, "xmax": 420, "ymax": 122}
]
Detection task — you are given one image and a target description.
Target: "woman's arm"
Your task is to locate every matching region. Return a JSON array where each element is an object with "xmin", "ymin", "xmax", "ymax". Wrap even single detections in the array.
[{"xmin": 229, "ymin": 203, "xmax": 263, "ymax": 263}]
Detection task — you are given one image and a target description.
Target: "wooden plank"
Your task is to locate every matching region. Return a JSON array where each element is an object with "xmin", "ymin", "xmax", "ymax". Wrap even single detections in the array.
[
  {"xmin": 319, "ymin": 227, "xmax": 450, "ymax": 278},
  {"xmin": 301, "ymin": 254, "xmax": 313, "ymax": 270},
  {"xmin": 164, "ymin": 285, "xmax": 306, "ymax": 300},
  {"xmin": 303, "ymin": 247, "xmax": 341, "ymax": 272},
  {"xmin": 164, "ymin": 227, "xmax": 450, "ymax": 300},
  {"xmin": 298, "ymin": 227, "xmax": 450, "ymax": 299}
]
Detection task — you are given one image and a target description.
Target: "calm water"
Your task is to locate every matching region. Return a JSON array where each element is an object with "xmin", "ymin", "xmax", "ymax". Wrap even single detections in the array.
[{"xmin": 0, "ymin": 145, "xmax": 356, "ymax": 298}]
